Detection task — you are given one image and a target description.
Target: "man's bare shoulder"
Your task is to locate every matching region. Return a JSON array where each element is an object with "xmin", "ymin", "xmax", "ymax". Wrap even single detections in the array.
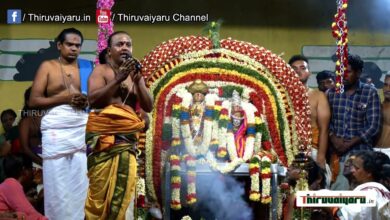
[
  {"xmin": 40, "ymin": 59, "xmax": 59, "ymax": 68},
  {"xmin": 34, "ymin": 59, "xmax": 59, "ymax": 78},
  {"xmin": 308, "ymin": 89, "xmax": 322, "ymax": 95},
  {"xmin": 91, "ymin": 64, "xmax": 112, "ymax": 76},
  {"xmin": 308, "ymin": 89, "xmax": 327, "ymax": 100}
]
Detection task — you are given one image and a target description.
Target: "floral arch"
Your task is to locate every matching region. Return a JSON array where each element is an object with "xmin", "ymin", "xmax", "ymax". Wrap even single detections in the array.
[{"xmin": 139, "ymin": 35, "xmax": 312, "ymax": 208}]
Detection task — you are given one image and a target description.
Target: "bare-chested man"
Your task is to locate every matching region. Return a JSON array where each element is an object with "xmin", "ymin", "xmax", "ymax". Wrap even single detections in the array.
[
  {"xmin": 289, "ymin": 55, "xmax": 330, "ymax": 169},
  {"xmin": 20, "ymin": 87, "xmax": 42, "ymax": 165},
  {"xmin": 84, "ymin": 31, "xmax": 153, "ymax": 220},
  {"xmin": 19, "ymin": 87, "xmax": 44, "ymax": 213},
  {"xmin": 29, "ymin": 28, "xmax": 90, "ymax": 220},
  {"xmin": 374, "ymin": 73, "xmax": 390, "ymax": 158}
]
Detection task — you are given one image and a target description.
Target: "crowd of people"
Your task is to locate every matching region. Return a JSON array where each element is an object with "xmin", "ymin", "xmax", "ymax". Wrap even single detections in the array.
[
  {"xmin": 283, "ymin": 54, "xmax": 390, "ymax": 219},
  {"xmin": 0, "ymin": 27, "xmax": 389, "ymax": 219}
]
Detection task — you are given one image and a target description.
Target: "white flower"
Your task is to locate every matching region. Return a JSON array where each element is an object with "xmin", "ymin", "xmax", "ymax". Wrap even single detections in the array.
[
  {"xmin": 250, "ymin": 173, "xmax": 260, "ymax": 192},
  {"xmin": 205, "ymin": 151, "xmax": 244, "ymax": 173},
  {"xmin": 181, "ymin": 92, "xmax": 193, "ymax": 108},
  {"xmin": 172, "ymin": 118, "xmax": 180, "ymax": 138},
  {"xmin": 243, "ymin": 136, "xmax": 255, "ymax": 161}
]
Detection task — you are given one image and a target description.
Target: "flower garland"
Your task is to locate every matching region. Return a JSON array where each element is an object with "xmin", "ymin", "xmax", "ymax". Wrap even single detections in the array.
[
  {"xmin": 136, "ymin": 177, "xmax": 146, "ymax": 219},
  {"xmin": 250, "ymin": 91, "xmax": 290, "ymax": 164},
  {"xmin": 144, "ymin": 40, "xmax": 311, "ymax": 203},
  {"xmin": 136, "ymin": 131, "xmax": 148, "ymax": 219},
  {"xmin": 171, "ymin": 102, "xmax": 181, "ymax": 150},
  {"xmin": 240, "ymin": 103, "xmax": 257, "ymax": 161},
  {"xmin": 96, "ymin": 0, "xmax": 114, "ymax": 64},
  {"xmin": 170, "ymin": 154, "xmax": 181, "ymax": 210},
  {"xmin": 249, "ymin": 151, "xmax": 274, "ymax": 204},
  {"xmin": 149, "ymin": 55, "xmax": 295, "ymax": 163},
  {"xmin": 249, "ymin": 155, "xmax": 261, "ymax": 201},
  {"xmin": 170, "ymin": 89, "xmax": 216, "ymax": 209},
  {"xmin": 219, "ymin": 41, "xmax": 312, "ymax": 149},
  {"xmin": 332, "ymin": 0, "xmax": 349, "ymax": 93},
  {"xmin": 205, "ymin": 152, "xmax": 243, "ymax": 174},
  {"xmin": 260, "ymin": 155, "xmax": 272, "ymax": 204},
  {"xmin": 144, "ymin": 125, "xmax": 157, "ymax": 203},
  {"xmin": 142, "ymin": 37, "xmax": 310, "ymax": 148},
  {"xmin": 210, "ymin": 101, "xmax": 221, "ymax": 153},
  {"xmin": 148, "ymin": 68, "xmax": 291, "ymax": 204},
  {"xmin": 179, "ymin": 93, "xmax": 217, "ymax": 157},
  {"xmin": 183, "ymin": 154, "xmax": 197, "ymax": 205},
  {"xmin": 217, "ymin": 107, "xmax": 229, "ymax": 158},
  {"xmin": 130, "ymin": 130, "xmax": 147, "ymax": 219},
  {"xmin": 170, "ymin": 98, "xmax": 183, "ymax": 209},
  {"xmin": 154, "ymin": 69, "xmax": 288, "ymax": 170},
  {"xmin": 221, "ymin": 100, "xmax": 257, "ymax": 162},
  {"xmin": 292, "ymin": 171, "xmax": 311, "ymax": 220},
  {"xmin": 253, "ymin": 112, "xmax": 263, "ymax": 154}
]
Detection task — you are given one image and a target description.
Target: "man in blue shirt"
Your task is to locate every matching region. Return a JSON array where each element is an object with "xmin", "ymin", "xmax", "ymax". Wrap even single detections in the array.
[{"xmin": 328, "ymin": 54, "xmax": 381, "ymax": 190}]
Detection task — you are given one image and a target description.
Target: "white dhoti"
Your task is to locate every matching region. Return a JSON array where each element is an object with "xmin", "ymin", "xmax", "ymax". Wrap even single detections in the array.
[{"xmin": 41, "ymin": 105, "xmax": 88, "ymax": 220}]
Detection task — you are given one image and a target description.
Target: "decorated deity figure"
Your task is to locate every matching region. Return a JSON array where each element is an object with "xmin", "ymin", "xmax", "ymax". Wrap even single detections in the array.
[
  {"xmin": 214, "ymin": 89, "xmax": 259, "ymax": 167},
  {"xmin": 168, "ymin": 80, "xmax": 215, "ymax": 209},
  {"xmin": 230, "ymin": 90, "xmax": 247, "ymax": 158},
  {"xmin": 187, "ymin": 80, "xmax": 209, "ymax": 145},
  {"xmin": 170, "ymin": 79, "xmax": 217, "ymax": 158}
]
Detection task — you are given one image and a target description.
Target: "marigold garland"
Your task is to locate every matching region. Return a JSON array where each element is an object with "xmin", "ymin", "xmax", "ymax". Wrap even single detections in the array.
[
  {"xmin": 170, "ymin": 154, "xmax": 181, "ymax": 210},
  {"xmin": 217, "ymin": 107, "xmax": 229, "ymax": 158},
  {"xmin": 170, "ymin": 82, "xmax": 264, "ymax": 175},
  {"xmin": 249, "ymin": 151, "xmax": 274, "ymax": 204},
  {"xmin": 151, "ymin": 64, "xmax": 290, "ymax": 164},
  {"xmin": 260, "ymin": 155, "xmax": 272, "ymax": 204},
  {"xmin": 143, "ymin": 40, "xmax": 310, "ymax": 150},
  {"xmin": 175, "ymin": 91, "xmax": 216, "ymax": 158},
  {"xmin": 142, "ymin": 38, "xmax": 311, "ymax": 205},
  {"xmin": 183, "ymin": 154, "xmax": 197, "ymax": 205},
  {"xmin": 148, "ymin": 66, "xmax": 295, "ymax": 203},
  {"xmin": 249, "ymin": 156, "xmax": 261, "ymax": 201}
]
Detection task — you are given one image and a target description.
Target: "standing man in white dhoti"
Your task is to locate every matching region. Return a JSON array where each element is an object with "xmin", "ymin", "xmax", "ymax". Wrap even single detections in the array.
[{"xmin": 29, "ymin": 28, "xmax": 90, "ymax": 220}]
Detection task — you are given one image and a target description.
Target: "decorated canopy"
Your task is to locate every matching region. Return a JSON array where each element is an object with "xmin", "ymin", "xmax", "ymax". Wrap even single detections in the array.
[{"xmin": 139, "ymin": 31, "xmax": 312, "ymax": 205}]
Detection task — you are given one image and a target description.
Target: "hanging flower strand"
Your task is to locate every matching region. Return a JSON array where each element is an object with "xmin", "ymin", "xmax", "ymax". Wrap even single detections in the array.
[
  {"xmin": 332, "ymin": 0, "xmax": 349, "ymax": 93},
  {"xmin": 96, "ymin": 0, "xmax": 115, "ymax": 64}
]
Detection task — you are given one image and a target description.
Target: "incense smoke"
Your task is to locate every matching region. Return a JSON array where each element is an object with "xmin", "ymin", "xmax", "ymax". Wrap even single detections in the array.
[{"xmin": 195, "ymin": 172, "xmax": 253, "ymax": 220}]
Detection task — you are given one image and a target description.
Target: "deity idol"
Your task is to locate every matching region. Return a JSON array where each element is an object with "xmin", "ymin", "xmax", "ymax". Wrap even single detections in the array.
[
  {"xmin": 187, "ymin": 80, "xmax": 209, "ymax": 146},
  {"xmin": 230, "ymin": 90, "xmax": 247, "ymax": 158}
]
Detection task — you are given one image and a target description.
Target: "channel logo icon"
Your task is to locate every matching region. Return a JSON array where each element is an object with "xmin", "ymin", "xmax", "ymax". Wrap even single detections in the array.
[
  {"xmin": 96, "ymin": 9, "xmax": 110, "ymax": 24},
  {"xmin": 7, "ymin": 9, "xmax": 22, "ymax": 24}
]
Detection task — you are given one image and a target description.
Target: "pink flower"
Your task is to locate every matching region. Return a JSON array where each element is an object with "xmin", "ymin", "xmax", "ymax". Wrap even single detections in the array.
[{"xmin": 96, "ymin": 0, "xmax": 115, "ymax": 64}]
